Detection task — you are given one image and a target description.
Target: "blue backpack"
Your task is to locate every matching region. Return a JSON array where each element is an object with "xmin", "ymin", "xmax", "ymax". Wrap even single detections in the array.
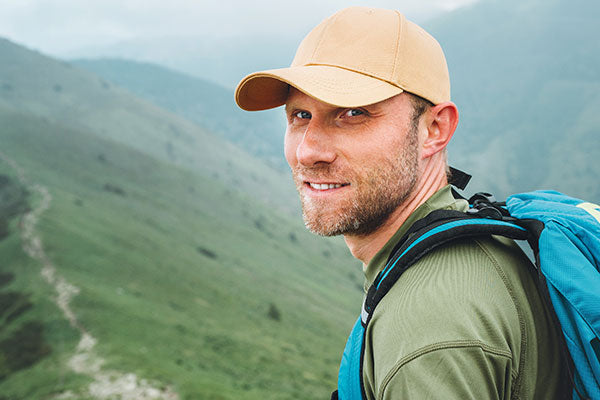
[{"xmin": 332, "ymin": 172, "xmax": 600, "ymax": 400}]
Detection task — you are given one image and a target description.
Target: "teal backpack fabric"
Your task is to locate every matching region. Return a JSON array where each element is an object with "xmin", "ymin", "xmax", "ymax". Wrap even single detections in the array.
[
  {"xmin": 506, "ymin": 191, "xmax": 600, "ymax": 399},
  {"xmin": 332, "ymin": 190, "xmax": 600, "ymax": 400}
]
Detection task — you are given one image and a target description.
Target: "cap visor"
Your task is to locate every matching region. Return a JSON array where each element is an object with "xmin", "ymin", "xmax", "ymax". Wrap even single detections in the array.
[{"xmin": 235, "ymin": 65, "xmax": 403, "ymax": 111}]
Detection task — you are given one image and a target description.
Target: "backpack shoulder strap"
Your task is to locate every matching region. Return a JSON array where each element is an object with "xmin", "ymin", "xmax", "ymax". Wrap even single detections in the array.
[{"xmin": 365, "ymin": 212, "xmax": 529, "ymax": 316}]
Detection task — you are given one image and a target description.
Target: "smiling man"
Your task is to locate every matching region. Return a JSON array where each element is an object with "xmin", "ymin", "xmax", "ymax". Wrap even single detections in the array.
[
  {"xmin": 283, "ymin": 87, "xmax": 444, "ymax": 266},
  {"xmin": 235, "ymin": 6, "xmax": 566, "ymax": 400}
]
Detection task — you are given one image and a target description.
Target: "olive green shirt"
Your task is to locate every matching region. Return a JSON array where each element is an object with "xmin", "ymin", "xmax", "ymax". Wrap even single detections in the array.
[{"xmin": 361, "ymin": 186, "xmax": 568, "ymax": 399}]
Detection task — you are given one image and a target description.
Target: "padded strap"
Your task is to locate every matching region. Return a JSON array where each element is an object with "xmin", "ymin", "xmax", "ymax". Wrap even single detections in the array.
[{"xmin": 366, "ymin": 216, "xmax": 529, "ymax": 317}]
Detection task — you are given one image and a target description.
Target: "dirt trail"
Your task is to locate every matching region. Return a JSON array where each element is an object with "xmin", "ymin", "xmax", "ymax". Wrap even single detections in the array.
[{"xmin": 0, "ymin": 152, "xmax": 179, "ymax": 400}]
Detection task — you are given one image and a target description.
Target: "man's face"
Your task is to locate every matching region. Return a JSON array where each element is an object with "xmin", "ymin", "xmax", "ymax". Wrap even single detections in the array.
[{"xmin": 284, "ymin": 88, "xmax": 422, "ymax": 237}]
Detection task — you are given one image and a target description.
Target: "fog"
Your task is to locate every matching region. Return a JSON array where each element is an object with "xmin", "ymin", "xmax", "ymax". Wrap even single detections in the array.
[{"xmin": 1, "ymin": 0, "xmax": 478, "ymax": 56}]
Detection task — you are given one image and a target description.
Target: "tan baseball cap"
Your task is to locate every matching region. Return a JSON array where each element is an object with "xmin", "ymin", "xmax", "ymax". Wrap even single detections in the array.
[{"xmin": 235, "ymin": 6, "xmax": 450, "ymax": 111}]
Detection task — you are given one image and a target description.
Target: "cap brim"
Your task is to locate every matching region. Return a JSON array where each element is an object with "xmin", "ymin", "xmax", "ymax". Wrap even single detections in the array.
[{"xmin": 235, "ymin": 65, "xmax": 403, "ymax": 111}]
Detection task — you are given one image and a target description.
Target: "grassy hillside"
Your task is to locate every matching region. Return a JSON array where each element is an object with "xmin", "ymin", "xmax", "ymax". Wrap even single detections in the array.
[
  {"xmin": 72, "ymin": 59, "xmax": 288, "ymax": 170},
  {"xmin": 0, "ymin": 107, "xmax": 362, "ymax": 399},
  {"xmin": 426, "ymin": 0, "xmax": 600, "ymax": 201},
  {"xmin": 0, "ymin": 38, "xmax": 297, "ymax": 216}
]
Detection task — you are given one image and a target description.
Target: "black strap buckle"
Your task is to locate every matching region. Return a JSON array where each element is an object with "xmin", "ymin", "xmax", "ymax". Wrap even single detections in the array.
[{"xmin": 467, "ymin": 192, "xmax": 512, "ymax": 220}]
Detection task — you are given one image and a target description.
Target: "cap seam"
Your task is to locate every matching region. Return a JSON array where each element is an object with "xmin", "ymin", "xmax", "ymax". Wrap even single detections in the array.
[
  {"xmin": 391, "ymin": 11, "xmax": 404, "ymax": 82},
  {"xmin": 304, "ymin": 63, "xmax": 406, "ymax": 91}
]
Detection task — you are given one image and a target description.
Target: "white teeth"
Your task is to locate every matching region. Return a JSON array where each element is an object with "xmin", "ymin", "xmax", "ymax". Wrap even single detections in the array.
[{"xmin": 309, "ymin": 183, "xmax": 343, "ymax": 190}]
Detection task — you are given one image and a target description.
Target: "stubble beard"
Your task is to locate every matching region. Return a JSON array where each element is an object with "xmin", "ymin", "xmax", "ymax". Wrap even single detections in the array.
[{"xmin": 293, "ymin": 129, "xmax": 419, "ymax": 237}]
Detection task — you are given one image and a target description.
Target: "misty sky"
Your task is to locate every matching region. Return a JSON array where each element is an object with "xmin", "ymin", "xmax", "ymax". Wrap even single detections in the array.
[{"xmin": 1, "ymin": 0, "xmax": 478, "ymax": 56}]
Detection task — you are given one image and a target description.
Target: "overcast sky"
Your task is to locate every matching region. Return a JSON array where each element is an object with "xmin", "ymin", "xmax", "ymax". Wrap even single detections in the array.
[{"xmin": 0, "ymin": 0, "xmax": 478, "ymax": 57}]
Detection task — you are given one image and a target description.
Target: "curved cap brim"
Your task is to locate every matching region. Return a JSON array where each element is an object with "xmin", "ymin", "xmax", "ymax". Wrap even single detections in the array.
[{"xmin": 235, "ymin": 65, "xmax": 404, "ymax": 111}]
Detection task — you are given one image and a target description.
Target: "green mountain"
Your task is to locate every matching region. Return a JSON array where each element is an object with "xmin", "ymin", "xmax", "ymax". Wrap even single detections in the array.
[
  {"xmin": 426, "ymin": 0, "xmax": 600, "ymax": 201},
  {"xmin": 72, "ymin": 58, "xmax": 288, "ymax": 170},
  {"xmin": 0, "ymin": 39, "xmax": 362, "ymax": 399}
]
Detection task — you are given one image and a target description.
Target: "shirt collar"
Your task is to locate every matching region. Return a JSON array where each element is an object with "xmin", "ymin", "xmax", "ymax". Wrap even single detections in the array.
[{"xmin": 363, "ymin": 185, "xmax": 469, "ymax": 289}]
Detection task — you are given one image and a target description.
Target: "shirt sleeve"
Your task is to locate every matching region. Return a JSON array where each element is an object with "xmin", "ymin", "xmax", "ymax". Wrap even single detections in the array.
[{"xmin": 379, "ymin": 341, "xmax": 514, "ymax": 400}]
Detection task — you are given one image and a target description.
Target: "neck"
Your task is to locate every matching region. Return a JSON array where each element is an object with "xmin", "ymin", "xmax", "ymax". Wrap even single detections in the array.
[{"xmin": 344, "ymin": 159, "xmax": 448, "ymax": 265}]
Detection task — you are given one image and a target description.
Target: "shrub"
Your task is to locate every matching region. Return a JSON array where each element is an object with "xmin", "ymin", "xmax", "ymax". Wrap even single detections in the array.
[
  {"xmin": 197, "ymin": 246, "xmax": 217, "ymax": 259},
  {"xmin": 0, "ymin": 321, "xmax": 51, "ymax": 379},
  {"xmin": 103, "ymin": 183, "xmax": 126, "ymax": 196},
  {"xmin": 267, "ymin": 303, "xmax": 281, "ymax": 322}
]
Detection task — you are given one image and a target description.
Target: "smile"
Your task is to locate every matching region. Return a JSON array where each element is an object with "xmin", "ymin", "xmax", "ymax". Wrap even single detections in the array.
[{"xmin": 306, "ymin": 182, "xmax": 350, "ymax": 190}]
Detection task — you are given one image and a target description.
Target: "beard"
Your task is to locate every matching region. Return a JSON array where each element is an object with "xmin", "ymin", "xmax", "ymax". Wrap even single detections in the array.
[{"xmin": 292, "ymin": 129, "xmax": 419, "ymax": 237}]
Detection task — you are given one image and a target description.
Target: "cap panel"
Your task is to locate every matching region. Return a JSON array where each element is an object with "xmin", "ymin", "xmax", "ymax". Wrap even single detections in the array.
[
  {"xmin": 393, "ymin": 18, "xmax": 450, "ymax": 103},
  {"xmin": 308, "ymin": 7, "xmax": 400, "ymax": 81},
  {"xmin": 291, "ymin": 14, "xmax": 330, "ymax": 67}
]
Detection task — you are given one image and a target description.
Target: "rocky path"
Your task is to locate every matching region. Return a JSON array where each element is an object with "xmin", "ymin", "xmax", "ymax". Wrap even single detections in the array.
[{"xmin": 0, "ymin": 152, "xmax": 179, "ymax": 400}]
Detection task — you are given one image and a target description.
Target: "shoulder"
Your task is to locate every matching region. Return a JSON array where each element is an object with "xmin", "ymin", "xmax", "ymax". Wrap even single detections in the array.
[
  {"xmin": 370, "ymin": 235, "xmax": 533, "ymax": 344},
  {"xmin": 364, "ymin": 235, "xmax": 534, "ymax": 396}
]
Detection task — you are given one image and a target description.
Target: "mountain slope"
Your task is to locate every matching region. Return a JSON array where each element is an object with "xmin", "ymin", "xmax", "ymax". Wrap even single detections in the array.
[
  {"xmin": 425, "ymin": 0, "xmax": 600, "ymax": 201},
  {"xmin": 0, "ymin": 38, "xmax": 297, "ymax": 215},
  {"xmin": 72, "ymin": 58, "xmax": 288, "ymax": 169}
]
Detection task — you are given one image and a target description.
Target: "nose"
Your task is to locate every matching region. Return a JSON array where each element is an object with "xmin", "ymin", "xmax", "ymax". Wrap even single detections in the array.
[{"xmin": 295, "ymin": 121, "xmax": 337, "ymax": 167}]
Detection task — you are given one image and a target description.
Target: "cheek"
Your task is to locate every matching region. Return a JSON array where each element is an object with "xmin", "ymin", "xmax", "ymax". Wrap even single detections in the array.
[{"xmin": 284, "ymin": 129, "xmax": 299, "ymax": 167}]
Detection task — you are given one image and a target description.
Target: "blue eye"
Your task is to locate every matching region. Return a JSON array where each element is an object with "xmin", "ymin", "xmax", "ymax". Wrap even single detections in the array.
[
  {"xmin": 295, "ymin": 111, "xmax": 311, "ymax": 119},
  {"xmin": 345, "ymin": 109, "xmax": 364, "ymax": 117}
]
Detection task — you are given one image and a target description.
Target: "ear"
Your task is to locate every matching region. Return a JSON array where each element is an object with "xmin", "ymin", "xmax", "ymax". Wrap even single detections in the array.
[{"xmin": 421, "ymin": 101, "xmax": 459, "ymax": 159}]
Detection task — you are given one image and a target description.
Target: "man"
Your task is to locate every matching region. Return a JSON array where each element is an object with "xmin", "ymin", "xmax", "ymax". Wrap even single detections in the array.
[{"xmin": 235, "ymin": 6, "xmax": 568, "ymax": 399}]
